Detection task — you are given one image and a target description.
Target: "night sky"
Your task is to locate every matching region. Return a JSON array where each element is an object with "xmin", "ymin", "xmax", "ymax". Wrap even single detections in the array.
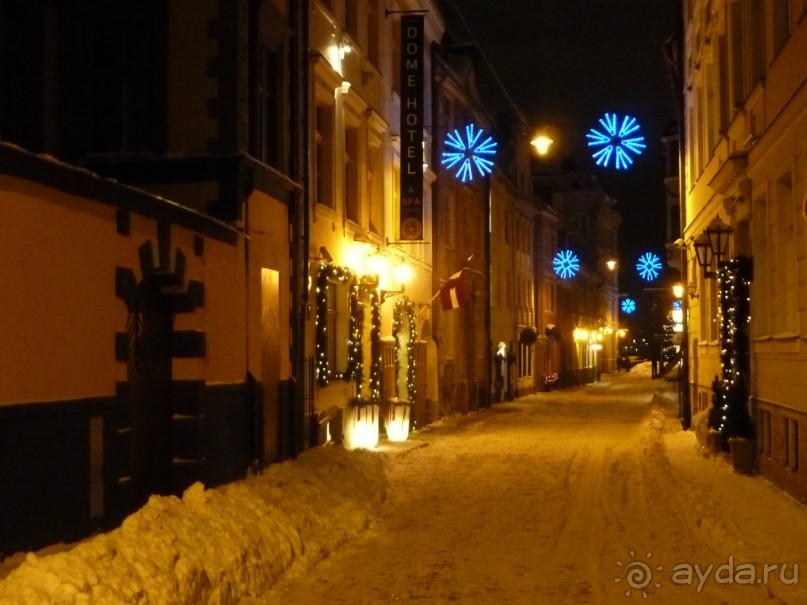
[{"xmin": 442, "ymin": 0, "xmax": 681, "ymax": 302}]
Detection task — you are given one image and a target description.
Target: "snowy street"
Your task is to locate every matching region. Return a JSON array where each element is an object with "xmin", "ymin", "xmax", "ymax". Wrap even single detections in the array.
[
  {"xmin": 3, "ymin": 367, "xmax": 806, "ymax": 604},
  {"xmin": 261, "ymin": 370, "xmax": 806, "ymax": 604}
]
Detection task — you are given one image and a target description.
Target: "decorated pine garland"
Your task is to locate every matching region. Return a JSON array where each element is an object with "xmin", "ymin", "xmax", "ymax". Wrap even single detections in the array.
[
  {"xmin": 368, "ymin": 286, "xmax": 382, "ymax": 402},
  {"xmin": 392, "ymin": 297, "xmax": 417, "ymax": 403},
  {"xmin": 708, "ymin": 255, "xmax": 754, "ymax": 441},
  {"xmin": 315, "ymin": 264, "xmax": 361, "ymax": 387}
]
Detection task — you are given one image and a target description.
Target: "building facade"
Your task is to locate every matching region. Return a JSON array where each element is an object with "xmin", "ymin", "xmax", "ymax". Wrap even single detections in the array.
[
  {"xmin": 532, "ymin": 170, "xmax": 621, "ymax": 387},
  {"xmin": 0, "ymin": 0, "xmax": 638, "ymax": 555},
  {"xmin": 0, "ymin": 0, "xmax": 305, "ymax": 553},
  {"xmin": 681, "ymin": 0, "xmax": 807, "ymax": 498},
  {"xmin": 489, "ymin": 112, "xmax": 538, "ymax": 400}
]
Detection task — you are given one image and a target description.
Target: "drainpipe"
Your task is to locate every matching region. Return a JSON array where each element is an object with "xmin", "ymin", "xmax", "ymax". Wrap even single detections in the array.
[
  {"xmin": 665, "ymin": 0, "xmax": 691, "ymax": 429},
  {"xmin": 485, "ymin": 175, "xmax": 492, "ymax": 408},
  {"xmin": 288, "ymin": 0, "xmax": 311, "ymax": 456}
]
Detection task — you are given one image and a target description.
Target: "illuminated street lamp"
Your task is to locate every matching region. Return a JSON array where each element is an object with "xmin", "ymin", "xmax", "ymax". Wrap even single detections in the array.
[{"xmin": 531, "ymin": 134, "xmax": 554, "ymax": 156}]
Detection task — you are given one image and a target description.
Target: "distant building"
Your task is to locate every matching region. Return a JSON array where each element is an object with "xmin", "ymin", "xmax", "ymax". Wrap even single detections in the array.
[
  {"xmin": 490, "ymin": 110, "xmax": 538, "ymax": 400},
  {"xmin": 531, "ymin": 170, "xmax": 621, "ymax": 386}
]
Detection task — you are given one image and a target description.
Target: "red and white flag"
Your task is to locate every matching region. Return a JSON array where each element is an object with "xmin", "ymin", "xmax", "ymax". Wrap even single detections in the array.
[{"xmin": 439, "ymin": 270, "xmax": 467, "ymax": 311}]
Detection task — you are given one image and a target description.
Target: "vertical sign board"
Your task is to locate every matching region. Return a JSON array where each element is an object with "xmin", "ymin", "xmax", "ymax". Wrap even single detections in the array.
[{"xmin": 399, "ymin": 15, "xmax": 424, "ymax": 240}]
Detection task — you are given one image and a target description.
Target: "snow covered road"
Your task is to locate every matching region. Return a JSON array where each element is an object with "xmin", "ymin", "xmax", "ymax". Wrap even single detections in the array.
[
  {"xmin": 259, "ymin": 371, "xmax": 806, "ymax": 604},
  {"xmin": 3, "ymin": 367, "xmax": 805, "ymax": 604}
]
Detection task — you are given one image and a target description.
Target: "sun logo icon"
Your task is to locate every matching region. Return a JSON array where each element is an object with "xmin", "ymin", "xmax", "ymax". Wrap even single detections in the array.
[{"xmin": 614, "ymin": 550, "xmax": 663, "ymax": 599}]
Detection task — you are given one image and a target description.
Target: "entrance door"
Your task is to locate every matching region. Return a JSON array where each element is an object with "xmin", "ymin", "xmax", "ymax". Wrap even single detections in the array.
[
  {"xmin": 261, "ymin": 268, "xmax": 281, "ymax": 463},
  {"xmin": 128, "ymin": 277, "xmax": 173, "ymax": 504}
]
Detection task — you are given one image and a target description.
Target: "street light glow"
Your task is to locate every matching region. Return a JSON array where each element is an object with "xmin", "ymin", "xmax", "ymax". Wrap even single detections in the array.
[{"xmin": 531, "ymin": 134, "xmax": 554, "ymax": 156}]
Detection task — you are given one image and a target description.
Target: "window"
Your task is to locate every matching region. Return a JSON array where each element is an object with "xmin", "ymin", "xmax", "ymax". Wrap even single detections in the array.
[
  {"xmin": 762, "ymin": 410, "xmax": 772, "ymax": 457},
  {"xmin": 784, "ymin": 417, "xmax": 799, "ymax": 470},
  {"xmin": 752, "ymin": 196, "xmax": 770, "ymax": 336},
  {"xmin": 747, "ymin": 0, "xmax": 765, "ymax": 84},
  {"xmin": 392, "ymin": 24, "xmax": 401, "ymax": 95},
  {"xmin": 90, "ymin": 22, "xmax": 161, "ymax": 153},
  {"xmin": 506, "ymin": 272, "xmax": 513, "ymax": 307},
  {"xmin": 545, "ymin": 279, "xmax": 557, "ymax": 313},
  {"xmin": 705, "ymin": 62, "xmax": 718, "ymax": 154},
  {"xmin": 518, "ymin": 342, "xmax": 533, "ymax": 379},
  {"xmin": 315, "ymin": 101, "xmax": 335, "ymax": 208},
  {"xmin": 344, "ymin": 0, "xmax": 359, "ymax": 41},
  {"xmin": 700, "ymin": 269, "xmax": 720, "ymax": 342},
  {"xmin": 728, "ymin": 1, "xmax": 744, "ymax": 107},
  {"xmin": 368, "ymin": 141, "xmax": 383, "ymax": 234},
  {"xmin": 772, "ymin": 0, "xmax": 790, "ymax": 57},
  {"xmin": 327, "ymin": 280, "xmax": 351, "ymax": 374},
  {"xmin": 367, "ymin": 0, "xmax": 380, "ymax": 67},
  {"xmin": 344, "ymin": 121, "xmax": 360, "ymax": 223},
  {"xmin": 774, "ymin": 172, "xmax": 796, "ymax": 333},
  {"xmin": 255, "ymin": 44, "xmax": 283, "ymax": 168},
  {"xmin": 717, "ymin": 37, "xmax": 731, "ymax": 131},
  {"xmin": 445, "ymin": 191, "xmax": 456, "ymax": 249}
]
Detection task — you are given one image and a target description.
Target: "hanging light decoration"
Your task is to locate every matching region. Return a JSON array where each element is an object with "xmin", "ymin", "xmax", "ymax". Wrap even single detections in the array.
[
  {"xmin": 621, "ymin": 297, "xmax": 637, "ymax": 314},
  {"xmin": 586, "ymin": 112, "xmax": 646, "ymax": 170},
  {"xmin": 441, "ymin": 123, "xmax": 498, "ymax": 182},
  {"xmin": 553, "ymin": 249, "xmax": 580, "ymax": 279},
  {"xmin": 636, "ymin": 252, "xmax": 662, "ymax": 281},
  {"xmin": 392, "ymin": 297, "xmax": 418, "ymax": 404}
]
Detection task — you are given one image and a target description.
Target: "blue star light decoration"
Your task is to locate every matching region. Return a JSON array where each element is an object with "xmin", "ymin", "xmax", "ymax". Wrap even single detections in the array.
[
  {"xmin": 442, "ymin": 123, "xmax": 498, "ymax": 182},
  {"xmin": 673, "ymin": 300, "xmax": 682, "ymax": 310},
  {"xmin": 553, "ymin": 249, "xmax": 580, "ymax": 279},
  {"xmin": 621, "ymin": 298, "xmax": 637, "ymax": 314},
  {"xmin": 636, "ymin": 252, "xmax": 663, "ymax": 281},
  {"xmin": 586, "ymin": 113, "xmax": 646, "ymax": 170}
]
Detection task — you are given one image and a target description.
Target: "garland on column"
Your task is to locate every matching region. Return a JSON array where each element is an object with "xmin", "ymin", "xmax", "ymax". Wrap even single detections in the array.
[
  {"xmin": 709, "ymin": 255, "xmax": 754, "ymax": 441},
  {"xmin": 368, "ymin": 286, "xmax": 382, "ymax": 402},
  {"xmin": 392, "ymin": 297, "xmax": 417, "ymax": 403},
  {"xmin": 315, "ymin": 264, "xmax": 362, "ymax": 388}
]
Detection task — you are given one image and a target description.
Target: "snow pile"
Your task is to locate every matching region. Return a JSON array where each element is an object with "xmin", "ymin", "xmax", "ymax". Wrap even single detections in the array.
[{"xmin": 0, "ymin": 446, "xmax": 385, "ymax": 604}]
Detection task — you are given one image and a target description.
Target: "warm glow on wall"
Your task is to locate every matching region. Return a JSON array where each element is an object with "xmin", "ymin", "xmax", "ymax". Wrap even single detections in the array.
[
  {"xmin": 366, "ymin": 251, "xmax": 389, "ymax": 279},
  {"xmin": 344, "ymin": 242, "xmax": 369, "ymax": 274},
  {"xmin": 394, "ymin": 262, "xmax": 415, "ymax": 286}
]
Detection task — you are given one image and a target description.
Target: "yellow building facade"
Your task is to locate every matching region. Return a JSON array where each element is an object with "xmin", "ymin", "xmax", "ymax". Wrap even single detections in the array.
[{"xmin": 683, "ymin": 0, "xmax": 807, "ymax": 497}]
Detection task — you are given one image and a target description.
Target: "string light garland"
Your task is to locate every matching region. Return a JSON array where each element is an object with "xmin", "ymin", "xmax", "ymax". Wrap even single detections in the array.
[
  {"xmin": 315, "ymin": 264, "xmax": 362, "ymax": 388},
  {"xmin": 392, "ymin": 297, "xmax": 418, "ymax": 403},
  {"xmin": 708, "ymin": 255, "xmax": 754, "ymax": 441},
  {"xmin": 368, "ymin": 286, "xmax": 382, "ymax": 402}
]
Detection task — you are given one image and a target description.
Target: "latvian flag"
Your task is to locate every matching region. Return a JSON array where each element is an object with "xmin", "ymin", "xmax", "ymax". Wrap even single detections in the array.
[{"xmin": 439, "ymin": 270, "xmax": 467, "ymax": 311}]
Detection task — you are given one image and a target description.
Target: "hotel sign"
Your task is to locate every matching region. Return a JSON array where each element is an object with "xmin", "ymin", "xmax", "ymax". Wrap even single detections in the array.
[{"xmin": 399, "ymin": 15, "xmax": 424, "ymax": 240}]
